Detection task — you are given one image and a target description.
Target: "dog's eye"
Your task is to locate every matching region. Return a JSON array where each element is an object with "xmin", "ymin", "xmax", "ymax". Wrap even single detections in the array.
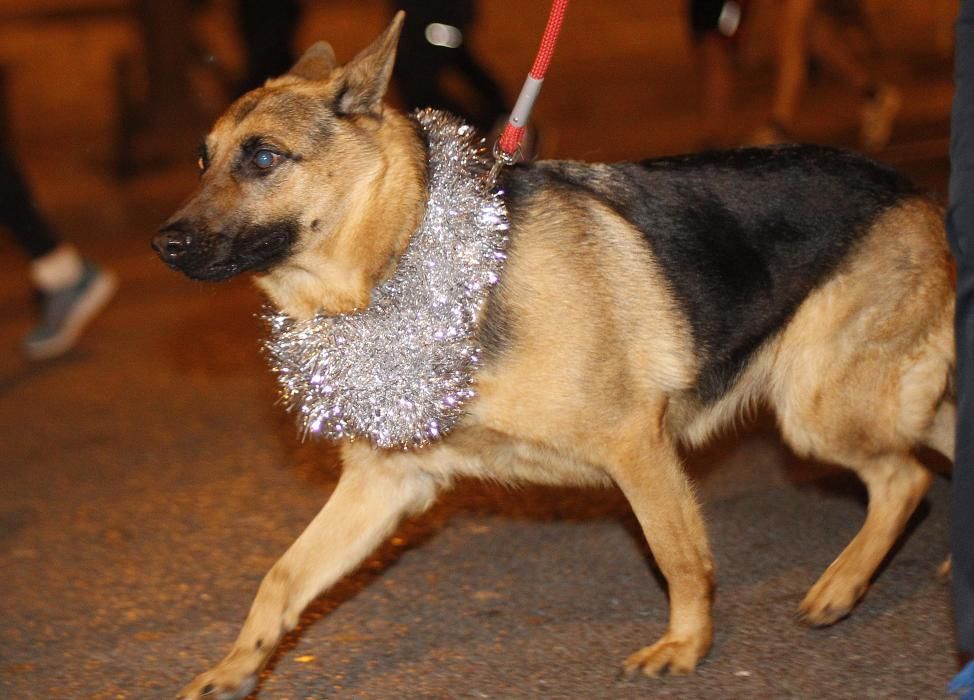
[
  {"xmin": 253, "ymin": 149, "xmax": 282, "ymax": 170},
  {"xmin": 197, "ymin": 156, "xmax": 206, "ymax": 172}
]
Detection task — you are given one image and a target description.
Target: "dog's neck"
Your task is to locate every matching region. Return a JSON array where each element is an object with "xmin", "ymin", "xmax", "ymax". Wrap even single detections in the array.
[{"xmin": 263, "ymin": 110, "xmax": 509, "ymax": 448}]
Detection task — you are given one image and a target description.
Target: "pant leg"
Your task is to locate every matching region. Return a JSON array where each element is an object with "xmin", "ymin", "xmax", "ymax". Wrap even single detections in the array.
[
  {"xmin": 236, "ymin": 0, "xmax": 302, "ymax": 94},
  {"xmin": 949, "ymin": 0, "xmax": 974, "ymax": 657},
  {"xmin": 0, "ymin": 145, "xmax": 59, "ymax": 260},
  {"xmin": 771, "ymin": 0, "xmax": 818, "ymax": 127},
  {"xmin": 393, "ymin": 25, "xmax": 471, "ymax": 121},
  {"xmin": 450, "ymin": 45, "xmax": 510, "ymax": 132}
]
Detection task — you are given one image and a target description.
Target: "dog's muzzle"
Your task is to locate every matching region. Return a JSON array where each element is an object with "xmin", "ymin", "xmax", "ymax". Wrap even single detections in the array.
[{"xmin": 153, "ymin": 219, "xmax": 298, "ymax": 281}]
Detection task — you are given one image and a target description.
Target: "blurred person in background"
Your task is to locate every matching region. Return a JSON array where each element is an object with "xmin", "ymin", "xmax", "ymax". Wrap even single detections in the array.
[
  {"xmin": 389, "ymin": 0, "xmax": 513, "ymax": 138},
  {"xmin": 753, "ymin": 0, "xmax": 901, "ymax": 150},
  {"xmin": 235, "ymin": 0, "xmax": 304, "ymax": 95},
  {"xmin": 0, "ymin": 145, "xmax": 116, "ymax": 360},
  {"xmin": 688, "ymin": 0, "xmax": 747, "ymax": 149},
  {"xmin": 949, "ymin": 2, "xmax": 974, "ymax": 698}
]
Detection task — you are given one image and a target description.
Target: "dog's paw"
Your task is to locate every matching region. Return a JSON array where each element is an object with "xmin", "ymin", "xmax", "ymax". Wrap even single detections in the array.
[
  {"xmin": 176, "ymin": 668, "xmax": 258, "ymax": 700},
  {"xmin": 797, "ymin": 570, "xmax": 867, "ymax": 626},
  {"xmin": 622, "ymin": 631, "xmax": 707, "ymax": 677}
]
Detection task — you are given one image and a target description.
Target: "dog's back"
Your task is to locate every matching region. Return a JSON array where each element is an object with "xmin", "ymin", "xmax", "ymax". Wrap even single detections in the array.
[{"xmin": 501, "ymin": 146, "xmax": 930, "ymax": 404}]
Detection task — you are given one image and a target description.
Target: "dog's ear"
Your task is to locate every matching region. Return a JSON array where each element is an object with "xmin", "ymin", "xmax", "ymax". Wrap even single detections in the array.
[
  {"xmin": 287, "ymin": 41, "xmax": 337, "ymax": 82},
  {"xmin": 333, "ymin": 11, "xmax": 404, "ymax": 115}
]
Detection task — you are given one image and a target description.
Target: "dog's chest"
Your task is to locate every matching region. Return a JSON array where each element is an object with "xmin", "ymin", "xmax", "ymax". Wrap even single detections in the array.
[{"xmin": 262, "ymin": 110, "xmax": 509, "ymax": 449}]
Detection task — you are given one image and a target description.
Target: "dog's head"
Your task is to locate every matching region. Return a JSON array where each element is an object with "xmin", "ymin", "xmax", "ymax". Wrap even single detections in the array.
[{"xmin": 153, "ymin": 12, "xmax": 427, "ymax": 319}]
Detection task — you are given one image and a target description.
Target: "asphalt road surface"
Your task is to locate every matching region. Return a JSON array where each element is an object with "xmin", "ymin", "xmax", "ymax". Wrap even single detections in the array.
[{"xmin": 0, "ymin": 4, "xmax": 962, "ymax": 698}]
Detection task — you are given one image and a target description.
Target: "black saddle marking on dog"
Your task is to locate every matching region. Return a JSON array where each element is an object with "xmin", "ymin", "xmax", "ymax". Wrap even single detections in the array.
[{"xmin": 503, "ymin": 146, "xmax": 918, "ymax": 403}]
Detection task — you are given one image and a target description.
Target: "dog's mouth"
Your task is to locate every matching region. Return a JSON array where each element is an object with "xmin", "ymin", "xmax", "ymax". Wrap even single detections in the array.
[
  {"xmin": 184, "ymin": 259, "xmax": 243, "ymax": 282},
  {"xmin": 153, "ymin": 221, "xmax": 299, "ymax": 281},
  {"xmin": 241, "ymin": 228, "xmax": 296, "ymax": 272}
]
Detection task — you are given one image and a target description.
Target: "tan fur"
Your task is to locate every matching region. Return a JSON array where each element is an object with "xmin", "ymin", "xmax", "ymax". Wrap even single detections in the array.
[
  {"xmin": 243, "ymin": 99, "xmax": 426, "ymax": 319},
  {"xmin": 174, "ymin": 16, "xmax": 955, "ymax": 700}
]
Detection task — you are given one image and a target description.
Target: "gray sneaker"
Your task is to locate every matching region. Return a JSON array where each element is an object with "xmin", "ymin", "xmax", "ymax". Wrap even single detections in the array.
[{"xmin": 23, "ymin": 261, "xmax": 117, "ymax": 360}]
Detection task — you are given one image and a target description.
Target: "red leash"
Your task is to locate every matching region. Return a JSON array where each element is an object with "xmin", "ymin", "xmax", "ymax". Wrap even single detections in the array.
[{"xmin": 490, "ymin": 0, "xmax": 569, "ymax": 177}]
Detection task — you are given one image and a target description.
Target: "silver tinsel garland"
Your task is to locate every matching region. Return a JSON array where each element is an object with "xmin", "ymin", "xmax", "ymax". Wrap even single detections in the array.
[{"xmin": 262, "ymin": 110, "xmax": 509, "ymax": 449}]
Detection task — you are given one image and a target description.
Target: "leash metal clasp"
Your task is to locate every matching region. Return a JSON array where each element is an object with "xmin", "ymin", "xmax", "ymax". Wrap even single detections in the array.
[{"xmin": 486, "ymin": 141, "xmax": 521, "ymax": 189}]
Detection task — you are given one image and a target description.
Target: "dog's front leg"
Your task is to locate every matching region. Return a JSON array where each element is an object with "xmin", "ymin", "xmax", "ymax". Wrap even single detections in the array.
[
  {"xmin": 604, "ymin": 407, "xmax": 715, "ymax": 677},
  {"xmin": 177, "ymin": 452, "xmax": 440, "ymax": 700}
]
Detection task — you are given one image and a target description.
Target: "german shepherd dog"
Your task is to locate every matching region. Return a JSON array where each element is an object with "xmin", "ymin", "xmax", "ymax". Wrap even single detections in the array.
[{"xmin": 155, "ymin": 14, "xmax": 955, "ymax": 699}]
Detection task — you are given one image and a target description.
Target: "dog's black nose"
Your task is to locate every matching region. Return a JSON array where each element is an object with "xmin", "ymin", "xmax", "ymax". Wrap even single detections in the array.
[{"xmin": 152, "ymin": 228, "xmax": 194, "ymax": 261}]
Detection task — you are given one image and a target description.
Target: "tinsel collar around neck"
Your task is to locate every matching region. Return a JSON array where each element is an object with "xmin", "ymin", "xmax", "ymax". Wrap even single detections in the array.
[{"xmin": 262, "ymin": 109, "xmax": 510, "ymax": 449}]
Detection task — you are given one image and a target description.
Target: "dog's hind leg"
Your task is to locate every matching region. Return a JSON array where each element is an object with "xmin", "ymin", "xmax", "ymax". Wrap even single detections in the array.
[
  {"xmin": 796, "ymin": 451, "xmax": 932, "ymax": 625},
  {"xmin": 769, "ymin": 207, "xmax": 953, "ymax": 625},
  {"xmin": 177, "ymin": 450, "xmax": 440, "ymax": 700},
  {"xmin": 774, "ymin": 356, "xmax": 941, "ymax": 625},
  {"xmin": 773, "ymin": 328, "xmax": 948, "ymax": 626},
  {"xmin": 599, "ymin": 401, "xmax": 715, "ymax": 677}
]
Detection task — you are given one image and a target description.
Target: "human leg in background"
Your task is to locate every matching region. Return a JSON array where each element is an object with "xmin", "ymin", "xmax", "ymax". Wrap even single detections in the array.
[
  {"xmin": 762, "ymin": 0, "xmax": 817, "ymax": 141},
  {"xmin": 391, "ymin": 0, "xmax": 509, "ymax": 131},
  {"xmin": 696, "ymin": 33, "xmax": 734, "ymax": 148},
  {"xmin": 809, "ymin": 3, "xmax": 901, "ymax": 150},
  {"xmin": 235, "ymin": 0, "xmax": 303, "ymax": 95},
  {"xmin": 0, "ymin": 145, "xmax": 116, "ymax": 360},
  {"xmin": 688, "ymin": 0, "xmax": 744, "ymax": 149},
  {"xmin": 449, "ymin": 42, "xmax": 510, "ymax": 133},
  {"xmin": 755, "ymin": 0, "xmax": 899, "ymax": 149}
]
